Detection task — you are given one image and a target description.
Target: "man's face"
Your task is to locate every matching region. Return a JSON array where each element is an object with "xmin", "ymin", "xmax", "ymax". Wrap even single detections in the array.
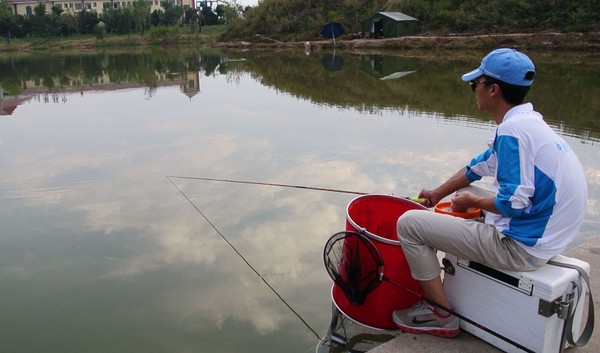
[{"xmin": 470, "ymin": 76, "xmax": 493, "ymax": 111}]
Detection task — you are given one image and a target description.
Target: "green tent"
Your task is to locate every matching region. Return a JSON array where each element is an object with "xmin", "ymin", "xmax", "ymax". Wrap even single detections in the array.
[{"xmin": 361, "ymin": 12, "xmax": 419, "ymax": 38}]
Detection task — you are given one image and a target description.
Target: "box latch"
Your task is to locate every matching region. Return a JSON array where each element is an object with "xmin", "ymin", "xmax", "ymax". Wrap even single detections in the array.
[
  {"xmin": 518, "ymin": 275, "xmax": 533, "ymax": 292},
  {"xmin": 457, "ymin": 258, "xmax": 469, "ymax": 267}
]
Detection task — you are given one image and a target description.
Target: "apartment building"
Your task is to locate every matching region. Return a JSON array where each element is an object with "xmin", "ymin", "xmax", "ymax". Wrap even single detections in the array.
[{"xmin": 4, "ymin": 0, "xmax": 196, "ymax": 16}]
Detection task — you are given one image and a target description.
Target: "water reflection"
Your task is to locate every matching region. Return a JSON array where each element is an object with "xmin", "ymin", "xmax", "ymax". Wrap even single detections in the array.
[
  {"xmin": 2, "ymin": 50, "xmax": 599, "ymax": 139},
  {"xmin": 321, "ymin": 52, "xmax": 345, "ymax": 72},
  {"xmin": 0, "ymin": 49, "xmax": 599, "ymax": 353},
  {"xmin": 360, "ymin": 54, "xmax": 417, "ymax": 80}
]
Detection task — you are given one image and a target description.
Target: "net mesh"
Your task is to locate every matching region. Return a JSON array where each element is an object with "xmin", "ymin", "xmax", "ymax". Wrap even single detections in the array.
[
  {"xmin": 315, "ymin": 303, "xmax": 398, "ymax": 353},
  {"xmin": 323, "ymin": 231, "xmax": 383, "ymax": 306},
  {"xmin": 320, "ymin": 231, "xmax": 401, "ymax": 352}
]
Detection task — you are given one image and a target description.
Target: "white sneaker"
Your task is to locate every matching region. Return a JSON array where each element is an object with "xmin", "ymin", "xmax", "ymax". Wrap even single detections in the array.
[{"xmin": 392, "ymin": 301, "xmax": 459, "ymax": 338}]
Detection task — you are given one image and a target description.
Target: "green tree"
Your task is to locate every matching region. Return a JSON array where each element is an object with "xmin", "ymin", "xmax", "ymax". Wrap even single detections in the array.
[
  {"xmin": 220, "ymin": 1, "xmax": 243, "ymax": 25},
  {"xmin": 48, "ymin": 5, "xmax": 63, "ymax": 37},
  {"xmin": 0, "ymin": 0, "xmax": 13, "ymax": 43},
  {"xmin": 101, "ymin": 7, "xmax": 118, "ymax": 33},
  {"xmin": 57, "ymin": 13, "xmax": 78, "ymax": 36},
  {"xmin": 132, "ymin": 0, "xmax": 150, "ymax": 36},
  {"xmin": 120, "ymin": 6, "xmax": 135, "ymax": 34},
  {"xmin": 200, "ymin": 5, "xmax": 217, "ymax": 25},
  {"xmin": 215, "ymin": 4, "xmax": 225, "ymax": 22},
  {"xmin": 78, "ymin": 9, "xmax": 100, "ymax": 34},
  {"xmin": 51, "ymin": 5, "xmax": 64, "ymax": 17},
  {"xmin": 101, "ymin": 7, "xmax": 134, "ymax": 34},
  {"xmin": 31, "ymin": 3, "xmax": 49, "ymax": 36},
  {"xmin": 161, "ymin": 1, "xmax": 183, "ymax": 26},
  {"xmin": 150, "ymin": 9, "xmax": 163, "ymax": 27},
  {"xmin": 184, "ymin": 7, "xmax": 200, "ymax": 33}
]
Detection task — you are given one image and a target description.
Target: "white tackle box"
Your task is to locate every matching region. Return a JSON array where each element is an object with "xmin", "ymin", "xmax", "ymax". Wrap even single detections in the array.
[{"xmin": 443, "ymin": 253, "xmax": 590, "ymax": 353}]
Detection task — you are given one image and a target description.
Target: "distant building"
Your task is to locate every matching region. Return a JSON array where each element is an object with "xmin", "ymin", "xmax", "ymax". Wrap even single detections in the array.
[
  {"xmin": 4, "ymin": 0, "xmax": 195, "ymax": 16},
  {"xmin": 361, "ymin": 12, "xmax": 419, "ymax": 39}
]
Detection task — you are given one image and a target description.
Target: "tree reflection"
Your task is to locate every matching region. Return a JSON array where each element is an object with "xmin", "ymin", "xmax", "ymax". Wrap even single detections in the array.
[{"xmin": 0, "ymin": 49, "xmax": 598, "ymax": 139}]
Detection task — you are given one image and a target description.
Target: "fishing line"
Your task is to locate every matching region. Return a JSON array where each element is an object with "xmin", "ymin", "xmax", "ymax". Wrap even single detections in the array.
[
  {"xmin": 167, "ymin": 176, "xmax": 427, "ymax": 203},
  {"xmin": 167, "ymin": 175, "xmax": 368, "ymax": 195},
  {"xmin": 167, "ymin": 176, "xmax": 321, "ymax": 340}
]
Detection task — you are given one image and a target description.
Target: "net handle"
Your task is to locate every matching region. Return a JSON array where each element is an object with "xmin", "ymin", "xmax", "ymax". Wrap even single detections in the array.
[{"xmin": 355, "ymin": 229, "xmax": 385, "ymax": 281}]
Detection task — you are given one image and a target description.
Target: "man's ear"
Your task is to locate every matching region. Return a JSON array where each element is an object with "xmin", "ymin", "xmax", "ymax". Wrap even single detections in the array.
[{"xmin": 490, "ymin": 84, "xmax": 499, "ymax": 96}]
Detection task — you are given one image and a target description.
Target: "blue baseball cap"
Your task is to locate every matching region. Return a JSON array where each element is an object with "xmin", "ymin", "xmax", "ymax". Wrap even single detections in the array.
[{"xmin": 462, "ymin": 48, "xmax": 536, "ymax": 86}]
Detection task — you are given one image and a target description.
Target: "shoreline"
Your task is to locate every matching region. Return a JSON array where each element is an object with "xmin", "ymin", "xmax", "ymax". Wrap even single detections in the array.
[
  {"xmin": 216, "ymin": 32, "xmax": 600, "ymax": 52},
  {"xmin": 1, "ymin": 32, "xmax": 600, "ymax": 55}
]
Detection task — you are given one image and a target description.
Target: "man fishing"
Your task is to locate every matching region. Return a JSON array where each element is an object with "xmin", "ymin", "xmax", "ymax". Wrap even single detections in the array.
[{"xmin": 392, "ymin": 48, "xmax": 588, "ymax": 337}]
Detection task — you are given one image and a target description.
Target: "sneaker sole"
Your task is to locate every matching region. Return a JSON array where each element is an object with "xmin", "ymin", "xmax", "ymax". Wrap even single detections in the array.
[{"xmin": 394, "ymin": 322, "xmax": 460, "ymax": 338}]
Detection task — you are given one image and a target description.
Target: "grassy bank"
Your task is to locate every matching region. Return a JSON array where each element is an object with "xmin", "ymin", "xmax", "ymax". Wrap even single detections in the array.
[
  {"xmin": 0, "ymin": 25, "xmax": 226, "ymax": 54},
  {"xmin": 2, "ymin": 28, "xmax": 599, "ymax": 54}
]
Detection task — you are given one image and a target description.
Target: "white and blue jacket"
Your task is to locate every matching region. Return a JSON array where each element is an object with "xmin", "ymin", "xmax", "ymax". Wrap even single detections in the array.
[{"xmin": 465, "ymin": 103, "xmax": 587, "ymax": 259}]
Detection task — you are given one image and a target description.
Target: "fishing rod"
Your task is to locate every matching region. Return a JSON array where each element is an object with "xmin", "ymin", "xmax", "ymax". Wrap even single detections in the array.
[
  {"xmin": 167, "ymin": 175, "xmax": 368, "ymax": 195},
  {"xmin": 167, "ymin": 176, "xmax": 426, "ymax": 203},
  {"xmin": 167, "ymin": 176, "xmax": 321, "ymax": 340}
]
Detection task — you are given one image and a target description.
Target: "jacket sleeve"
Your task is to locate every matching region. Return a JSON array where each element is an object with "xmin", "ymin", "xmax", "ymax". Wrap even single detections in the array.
[
  {"xmin": 465, "ymin": 147, "xmax": 496, "ymax": 182},
  {"xmin": 493, "ymin": 134, "xmax": 534, "ymax": 218}
]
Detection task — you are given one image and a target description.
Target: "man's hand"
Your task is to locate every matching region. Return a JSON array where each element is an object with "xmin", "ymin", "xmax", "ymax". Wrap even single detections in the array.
[
  {"xmin": 418, "ymin": 189, "xmax": 442, "ymax": 208},
  {"xmin": 450, "ymin": 192, "xmax": 473, "ymax": 212},
  {"xmin": 451, "ymin": 191, "xmax": 499, "ymax": 214}
]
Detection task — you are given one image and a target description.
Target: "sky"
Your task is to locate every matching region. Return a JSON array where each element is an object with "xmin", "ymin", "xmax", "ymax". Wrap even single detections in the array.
[
  {"xmin": 233, "ymin": 0, "xmax": 259, "ymax": 7},
  {"xmin": 206, "ymin": 0, "xmax": 257, "ymax": 7},
  {"xmin": 199, "ymin": 0, "xmax": 258, "ymax": 6}
]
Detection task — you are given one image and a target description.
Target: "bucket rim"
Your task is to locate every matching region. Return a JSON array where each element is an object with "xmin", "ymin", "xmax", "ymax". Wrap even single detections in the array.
[{"xmin": 346, "ymin": 193, "xmax": 427, "ymax": 246}]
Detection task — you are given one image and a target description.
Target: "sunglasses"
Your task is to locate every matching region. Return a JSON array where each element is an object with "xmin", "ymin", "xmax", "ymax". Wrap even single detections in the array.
[{"xmin": 469, "ymin": 80, "xmax": 493, "ymax": 92}]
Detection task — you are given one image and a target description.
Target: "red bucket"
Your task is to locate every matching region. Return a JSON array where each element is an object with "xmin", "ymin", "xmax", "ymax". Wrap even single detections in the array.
[{"xmin": 332, "ymin": 194, "xmax": 427, "ymax": 329}]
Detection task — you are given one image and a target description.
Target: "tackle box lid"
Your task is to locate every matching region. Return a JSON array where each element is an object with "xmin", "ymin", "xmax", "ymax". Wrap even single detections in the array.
[{"xmin": 445, "ymin": 253, "xmax": 590, "ymax": 300}]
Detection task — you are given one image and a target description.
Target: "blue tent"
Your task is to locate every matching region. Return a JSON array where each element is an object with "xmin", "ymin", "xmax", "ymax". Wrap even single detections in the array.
[{"xmin": 321, "ymin": 22, "xmax": 344, "ymax": 44}]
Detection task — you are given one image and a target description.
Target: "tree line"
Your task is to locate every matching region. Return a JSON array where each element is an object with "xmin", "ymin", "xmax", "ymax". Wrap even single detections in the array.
[
  {"xmin": 2, "ymin": 0, "xmax": 599, "ymax": 44},
  {"xmin": 221, "ymin": 0, "xmax": 600, "ymax": 41},
  {"xmin": 0, "ymin": 0, "xmax": 240, "ymax": 43}
]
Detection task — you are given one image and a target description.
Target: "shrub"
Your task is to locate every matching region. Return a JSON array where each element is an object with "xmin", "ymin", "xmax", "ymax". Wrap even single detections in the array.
[
  {"xmin": 94, "ymin": 22, "xmax": 106, "ymax": 39},
  {"xmin": 148, "ymin": 25, "xmax": 181, "ymax": 43}
]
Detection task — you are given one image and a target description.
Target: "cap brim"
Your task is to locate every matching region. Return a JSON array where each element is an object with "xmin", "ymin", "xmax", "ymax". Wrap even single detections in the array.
[{"xmin": 461, "ymin": 68, "xmax": 483, "ymax": 82}]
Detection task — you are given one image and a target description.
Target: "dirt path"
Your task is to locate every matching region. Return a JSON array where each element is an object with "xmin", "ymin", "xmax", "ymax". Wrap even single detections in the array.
[{"xmin": 215, "ymin": 32, "xmax": 600, "ymax": 51}]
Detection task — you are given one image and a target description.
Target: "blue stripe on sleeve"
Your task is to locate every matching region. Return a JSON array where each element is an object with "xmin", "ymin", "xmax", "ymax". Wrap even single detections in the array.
[
  {"xmin": 465, "ymin": 148, "xmax": 494, "ymax": 182},
  {"xmin": 501, "ymin": 167, "xmax": 557, "ymax": 246},
  {"xmin": 494, "ymin": 135, "xmax": 522, "ymax": 217}
]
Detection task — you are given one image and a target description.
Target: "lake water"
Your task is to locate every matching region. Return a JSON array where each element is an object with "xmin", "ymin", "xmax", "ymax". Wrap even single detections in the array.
[{"xmin": 1, "ymin": 48, "xmax": 599, "ymax": 352}]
